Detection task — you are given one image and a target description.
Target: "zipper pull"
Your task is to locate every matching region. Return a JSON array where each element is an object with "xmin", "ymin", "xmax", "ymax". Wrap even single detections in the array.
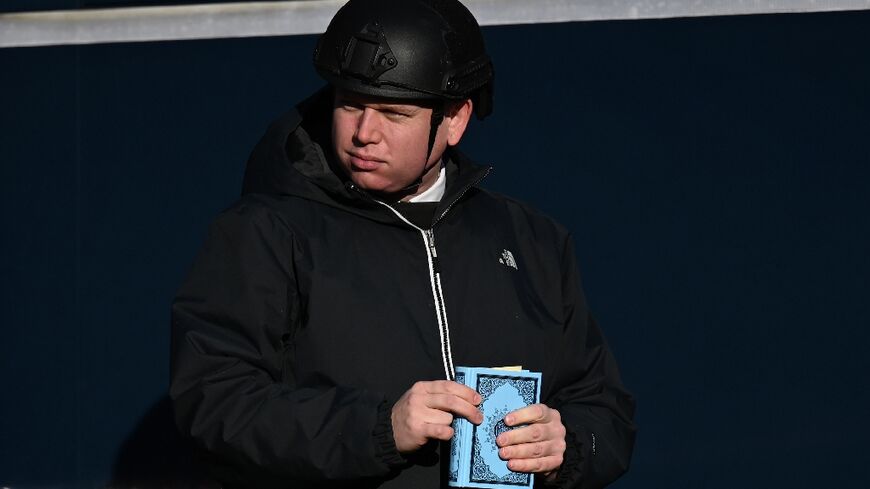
[{"xmin": 427, "ymin": 229, "xmax": 441, "ymax": 274}]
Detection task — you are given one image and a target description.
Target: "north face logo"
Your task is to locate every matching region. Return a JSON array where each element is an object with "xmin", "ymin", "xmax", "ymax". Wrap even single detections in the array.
[{"xmin": 498, "ymin": 249, "xmax": 518, "ymax": 270}]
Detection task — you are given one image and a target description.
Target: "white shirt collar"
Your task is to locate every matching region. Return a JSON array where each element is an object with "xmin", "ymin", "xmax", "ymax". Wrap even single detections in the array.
[{"xmin": 407, "ymin": 163, "xmax": 446, "ymax": 203}]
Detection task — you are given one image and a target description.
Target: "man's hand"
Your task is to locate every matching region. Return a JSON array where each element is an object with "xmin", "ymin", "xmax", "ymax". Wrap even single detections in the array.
[
  {"xmin": 392, "ymin": 380, "xmax": 483, "ymax": 454},
  {"xmin": 496, "ymin": 404, "xmax": 566, "ymax": 480}
]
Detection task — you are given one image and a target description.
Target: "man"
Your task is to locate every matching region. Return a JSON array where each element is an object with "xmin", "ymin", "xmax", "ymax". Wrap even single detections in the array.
[{"xmin": 170, "ymin": 0, "xmax": 636, "ymax": 487}]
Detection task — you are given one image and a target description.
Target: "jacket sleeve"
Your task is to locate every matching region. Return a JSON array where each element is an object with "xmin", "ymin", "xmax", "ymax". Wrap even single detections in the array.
[
  {"xmin": 543, "ymin": 234, "xmax": 637, "ymax": 489},
  {"xmin": 169, "ymin": 200, "xmax": 405, "ymax": 485}
]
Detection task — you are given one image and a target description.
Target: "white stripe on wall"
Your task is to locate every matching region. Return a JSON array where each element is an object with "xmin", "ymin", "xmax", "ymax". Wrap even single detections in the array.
[{"xmin": 2, "ymin": 0, "xmax": 870, "ymax": 48}]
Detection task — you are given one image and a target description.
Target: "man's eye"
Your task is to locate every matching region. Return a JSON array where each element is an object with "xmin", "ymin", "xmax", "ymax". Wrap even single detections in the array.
[
  {"xmin": 385, "ymin": 110, "xmax": 409, "ymax": 119},
  {"xmin": 339, "ymin": 101, "xmax": 362, "ymax": 111}
]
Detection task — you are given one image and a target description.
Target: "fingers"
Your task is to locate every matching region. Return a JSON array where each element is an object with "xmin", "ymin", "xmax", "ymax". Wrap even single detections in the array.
[
  {"xmin": 504, "ymin": 455, "xmax": 564, "ymax": 475},
  {"xmin": 392, "ymin": 380, "xmax": 484, "ymax": 454},
  {"xmin": 498, "ymin": 437, "xmax": 566, "ymax": 460},
  {"xmin": 421, "ymin": 422, "xmax": 455, "ymax": 442},
  {"xmin": 392, "ymin": 397, "xmax": 452, "ymax": 452},
  {"xmin": 499, "ymin": 404, "xmax": 562, "ymax": 443},
  {"xmin": 406, "ymin": 381, "xmax": 482, "ymax": 423},
  {"xmin": 495, "ymin": 405, "xmax": 566, "ymax": 476},
  {"xmin": 504, "ymin": 403, "xmax": 551, "ymax": 426},
  {"xmin": 497, "ymin": 420, "xmax": 566, "ymax": 448},
  {"xmin": 393, "ymin": 417, "xmax": 455, "ymax": 450},
  {"xmin": 425, "ymin": 393, "xmax": 483, "ymax": 424},
  {"xmin": 421, "ymin": 380, "xmax": 481, "ymax": 405},
  {"xmin": 498, "ymin": 421, "xmax": 563, "ymax": 447},
  {"xmin": 415, "ymin": 405, "xmax": 454, "ymax": 426}
]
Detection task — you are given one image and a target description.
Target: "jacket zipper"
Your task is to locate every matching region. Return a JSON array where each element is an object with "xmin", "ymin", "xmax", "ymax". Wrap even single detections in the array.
[
  {"xmin": 373, "ymin": 205, "xmax": 456, "ymax": 381},
  {"xmin": 348, "ymin": 169, "xmax": 490, "ymax": 381},
  {"xmin": 433, "ymin": 167, "xmax": 491, "ymax": 227},
  {"xmin": 424, "ymin": 227, "xmax": 454, "ymax": 380}
]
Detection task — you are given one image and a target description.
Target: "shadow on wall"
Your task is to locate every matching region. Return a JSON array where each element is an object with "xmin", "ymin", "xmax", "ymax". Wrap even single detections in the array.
[{"xmin": 109, "ymin": 396, "xmax": 217, "ymax": 488}]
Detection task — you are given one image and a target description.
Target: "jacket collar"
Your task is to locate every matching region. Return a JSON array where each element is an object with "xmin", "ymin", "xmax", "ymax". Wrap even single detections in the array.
[{"xmin": 241, "ymin": 88, "xmax": 491, "ymax": 226}]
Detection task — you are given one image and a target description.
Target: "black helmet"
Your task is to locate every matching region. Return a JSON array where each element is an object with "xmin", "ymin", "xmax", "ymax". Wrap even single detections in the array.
[{"xmin": 313, "ymin": 0, "xmax": 494, "ymax": 119}]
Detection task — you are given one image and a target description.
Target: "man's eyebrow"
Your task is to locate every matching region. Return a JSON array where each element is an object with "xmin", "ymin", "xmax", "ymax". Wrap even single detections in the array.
[
  {"xmin": 371, "ymin": 103, "xmax": 420, "ymax": 113},
  {"xmin": 335, "ymin": 92, "xmax": 422, "ymax": 113}
]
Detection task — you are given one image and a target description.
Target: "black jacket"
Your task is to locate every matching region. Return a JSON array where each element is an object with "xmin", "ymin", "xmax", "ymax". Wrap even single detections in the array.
[{"xmin": 170, "ymin": 90, "xmax": 636, "ymax": 488}]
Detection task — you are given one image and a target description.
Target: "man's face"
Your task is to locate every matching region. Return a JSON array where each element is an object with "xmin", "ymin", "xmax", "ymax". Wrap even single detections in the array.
[{"xmin": 331, "ymin": 89, "xmax": 471, "ymax": 198}]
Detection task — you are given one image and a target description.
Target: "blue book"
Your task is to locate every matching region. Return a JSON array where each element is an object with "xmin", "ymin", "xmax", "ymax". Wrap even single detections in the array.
[{"xmin": 449, "ymin": 366, "xmax": 542, "ymax": 489}]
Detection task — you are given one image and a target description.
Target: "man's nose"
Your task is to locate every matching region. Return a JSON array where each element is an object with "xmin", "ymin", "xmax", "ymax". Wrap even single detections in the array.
[{"xmin": 354, "ymin": 108, "xmax": 382, "ymax": 145}]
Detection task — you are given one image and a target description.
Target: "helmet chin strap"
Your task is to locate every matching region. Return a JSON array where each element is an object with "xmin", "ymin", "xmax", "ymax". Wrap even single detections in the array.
[{"xmin": 395, "ymin": 103, "xmax": 445, "ymax": 194}]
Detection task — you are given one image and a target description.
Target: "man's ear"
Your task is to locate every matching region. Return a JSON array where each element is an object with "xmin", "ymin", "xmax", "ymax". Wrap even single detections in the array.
[{"xmin": 445, "ymin": 99, "xmax": 474, "ymax": 146}]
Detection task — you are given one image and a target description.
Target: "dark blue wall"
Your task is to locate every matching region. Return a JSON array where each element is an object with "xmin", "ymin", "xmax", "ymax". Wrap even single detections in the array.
[{"xmin": 2, "ymin": 10, "xmax": 869, "ymax": 488}]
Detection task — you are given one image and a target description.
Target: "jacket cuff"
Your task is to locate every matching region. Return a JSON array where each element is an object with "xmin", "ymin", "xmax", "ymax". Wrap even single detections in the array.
[
  {"xmin": 542, "ymin": 427, "xmax": 584, "ymax": 488},
  {"xmin": 373, "ymin": 399, "xmax": 407, "ymax": 469}
]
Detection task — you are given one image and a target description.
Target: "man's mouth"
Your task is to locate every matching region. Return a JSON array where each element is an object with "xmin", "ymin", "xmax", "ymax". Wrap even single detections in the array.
[{"xmin": 349, "ymin": 153, "xmax": 384, "ymax": 170}]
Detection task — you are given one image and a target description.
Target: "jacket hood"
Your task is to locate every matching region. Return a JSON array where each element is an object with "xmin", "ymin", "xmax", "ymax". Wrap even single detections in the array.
[
  {"xmin": 241, "ymin": 88, "xmax": 356, "ymax": 205},
  {"xmin": 240, "ymin": 87, "xmax": 491, "ymax": 224}
]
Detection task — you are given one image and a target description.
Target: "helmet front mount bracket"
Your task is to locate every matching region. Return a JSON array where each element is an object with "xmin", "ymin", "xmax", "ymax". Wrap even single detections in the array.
[{"xmin": 339, "ymin": 22, "xmax": 398, "ymax": 83}]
